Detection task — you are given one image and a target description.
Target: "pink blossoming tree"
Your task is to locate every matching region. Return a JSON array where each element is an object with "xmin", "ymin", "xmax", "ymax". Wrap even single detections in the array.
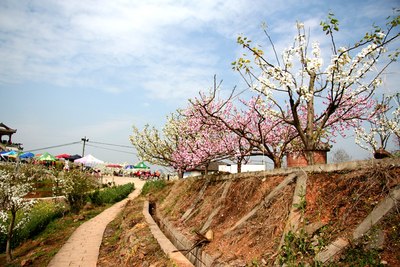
[
  {"xmin": 188, "ymin": 79, "xmax": 297, "ymax": 168},
  {"xmin": 181, "ymin": 91, "xmax": 253, "ymax": 172}
]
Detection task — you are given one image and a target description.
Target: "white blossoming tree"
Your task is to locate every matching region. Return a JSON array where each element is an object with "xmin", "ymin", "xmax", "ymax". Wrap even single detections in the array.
[
  {"xmin": 130, "ymin": 113, "xmax": 193, "ymax": 178},
  {"xmin": 387, "ymin": 93, "xmax": 400, "ymax": 142},
  {"xmin": 233, "ymin": 13, "xmax": 400, "ymax": 165},
  {"xmin": 0, "ymin": 168, "xmax": 35, "ymax": 261},
  {"xmin": 355, "ymin": 93, "xmax": 400, "ymax": 155}
]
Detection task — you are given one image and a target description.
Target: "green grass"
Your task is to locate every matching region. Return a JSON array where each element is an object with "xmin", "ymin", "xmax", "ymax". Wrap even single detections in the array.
[{"xmin": 141, "ymin": 180, "xmax": 167, "ymax": 196}]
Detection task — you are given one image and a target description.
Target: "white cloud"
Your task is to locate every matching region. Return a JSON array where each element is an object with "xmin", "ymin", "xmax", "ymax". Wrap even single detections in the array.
[
  {"xmin": 0, "ymin": 0, "xmax": 239, "ymax": 98},
  {"xmin": 0, "ymin": 0, "xmax": 398, "ymax": 102},
  {"xmin": 103, "ymin": 86, "xmax": 124, "ymax": 94},
  {"xmin": 2, "ymin": 0, "xmax": 399, "ymax": 164}
]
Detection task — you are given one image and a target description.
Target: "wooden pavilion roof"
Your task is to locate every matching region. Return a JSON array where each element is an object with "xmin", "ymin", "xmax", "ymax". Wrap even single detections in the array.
[{"xmin": 0, "ymin": 123, "xmax": 17, "ymax": 135}]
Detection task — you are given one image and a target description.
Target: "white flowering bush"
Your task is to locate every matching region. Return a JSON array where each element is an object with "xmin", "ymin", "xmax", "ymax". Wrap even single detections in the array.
[
  {"xmin": 55, "ymin": 169, "xmax": 99, "ymax": 212},
  {"xmin": 130, "ymin": 112, "xmax": 193, "ymax": 178},
  {"xmin": 0, "ymin": 168, "xmax": 35, "ymax": 261},
  {"xmin": 0, "ymin": 200, "xmax": 67, "ymax": 255}
]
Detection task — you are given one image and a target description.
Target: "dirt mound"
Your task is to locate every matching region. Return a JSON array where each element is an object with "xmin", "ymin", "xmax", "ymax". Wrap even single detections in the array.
[{"xmin": 154, "ymin": 160, "xmax": 400, "ymax": 266}]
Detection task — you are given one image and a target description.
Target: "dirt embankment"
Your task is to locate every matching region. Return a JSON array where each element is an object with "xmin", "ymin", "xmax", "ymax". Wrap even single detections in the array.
[
  {"xmin": 154, "ymin": 159, "xmax": 400, "ymax": 266},
  {"xmin": 98, "ymin": 159, "xmax": 400, "ymax": 266},
  {"xmin": 98, "ymin": 196, "xmax": 174, "ymax": 267}
]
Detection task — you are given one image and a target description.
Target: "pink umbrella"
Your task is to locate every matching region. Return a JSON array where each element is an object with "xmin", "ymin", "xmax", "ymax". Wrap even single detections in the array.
[{"xmin": 56, "ymin": 153, "xmax": 71, "ymax": 159}]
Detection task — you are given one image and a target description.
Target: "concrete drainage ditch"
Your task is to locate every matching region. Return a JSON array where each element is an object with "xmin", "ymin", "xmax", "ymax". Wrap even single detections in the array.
[
  {"xmin": 142, "ymin": 201, "xmax": 193, "ymax": 266},
  {"xmin": 143, "ymin": 200, "xmax": 219, "ymax": 267}
]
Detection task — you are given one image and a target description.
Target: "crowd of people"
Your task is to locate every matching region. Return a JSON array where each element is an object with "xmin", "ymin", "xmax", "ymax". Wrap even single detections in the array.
[{"xmin": 115, "ymin": 169, "xmax": 161, "ymax": 180}]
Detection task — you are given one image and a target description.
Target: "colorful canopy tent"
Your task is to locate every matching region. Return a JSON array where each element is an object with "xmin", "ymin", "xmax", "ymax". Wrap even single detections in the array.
[
  {"xmin": 66, "ymin": 154, "xmax": 81, "ymax": 161},
  {"xmin": 56, "ymin": 153, "xmax": 71, "ymax": 159},
  {"xmin": 134, "ymin": 161, "xmax": 150, "ymax": 169},
  {"xmin": 1, "ymin": 150, "xmax": 17, "ymax": 157},
  {"xmin": 37, "ymin": 152, "xmax": 56, "ymax": 161},
  {"xmin": 0, "ymin": 150, "xmax": 18, "ymax": 159},
  {"xmin": 74, "ymin": 154, "xmax": 104, "ymax": 167},
  {"xmin": 124, "ymin": 165, "xmax": 135, "ymax": 169},
  {"xmin": 19, "ymin": 152, "xmax": 35, "ymax": 159}
]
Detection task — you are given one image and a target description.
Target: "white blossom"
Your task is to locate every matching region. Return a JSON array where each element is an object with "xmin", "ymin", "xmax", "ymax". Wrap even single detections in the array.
[
  {"xmin": 296, "ymin": 22, "xmax": 304, "ymax": 30},
  {"xmin": 0, "ymin": 169, "xmax": 36, "ymax": 235},
  {"xmin": 376, "ymin": 32, "xmax": 386, "ymax": 39}
]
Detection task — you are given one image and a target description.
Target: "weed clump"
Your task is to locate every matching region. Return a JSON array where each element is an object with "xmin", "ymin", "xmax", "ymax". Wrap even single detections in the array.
[{"xmin": 141, "ymin": 180, "xmax": 167, "ymax": 196}]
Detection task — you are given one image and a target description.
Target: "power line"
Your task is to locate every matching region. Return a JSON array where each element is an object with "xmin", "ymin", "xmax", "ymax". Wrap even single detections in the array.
[
  {"xmin": 26, "ymin": 141, "xmax": 81, "ymax": 152},
  {"xmin": 86, "ymin": 143, "xmax": 137, "ymax": 155},
  {"xmin": 89, "ymin": 140, "xmax": 134, "ymax": 149},
  {"xmin": 24, "ymin": 139, "xmax": 137, "ymax": 156}
]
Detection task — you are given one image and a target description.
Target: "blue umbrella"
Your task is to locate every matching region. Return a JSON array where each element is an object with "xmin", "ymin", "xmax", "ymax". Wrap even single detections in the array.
[
  {"xmin": 124, "ymin": 165, "xmax": 135, "ymax": 169},
  {"xmin": 20, "ymin": 152, "xmax": 35, "ymax": 159}
]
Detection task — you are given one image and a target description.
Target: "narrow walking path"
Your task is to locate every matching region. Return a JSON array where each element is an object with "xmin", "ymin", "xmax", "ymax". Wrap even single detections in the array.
[{"xmin": 48, "ymin": 177, "xmax": 146, "ymax": 267}]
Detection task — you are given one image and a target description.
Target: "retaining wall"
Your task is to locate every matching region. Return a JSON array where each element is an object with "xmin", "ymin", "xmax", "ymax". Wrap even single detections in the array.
[
  {"xmin": 197, "ymin": 157, "xmax": 400, "ymax": 182},
  {"xmin": 153, "ymin": 208, "xmax": 220, "ymax": 267},
  {"xmin": 142, "ymin": 201, "xmax": 194, "ymax": 267}
]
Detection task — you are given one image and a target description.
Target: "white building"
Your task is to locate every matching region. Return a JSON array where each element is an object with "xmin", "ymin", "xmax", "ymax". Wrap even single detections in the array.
[{"xmin": 218, "ymin": 164, "xmax": 266, "ymax": 174}]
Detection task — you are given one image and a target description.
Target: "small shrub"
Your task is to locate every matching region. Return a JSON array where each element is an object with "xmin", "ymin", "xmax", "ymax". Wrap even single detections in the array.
[
  {"xmin": 141, "ymin": 180, "xmax": 167, "ymax": 196},
  {"xmin": 293, "ymin": 187, "xmax": 307, "ymax": 214},
  {"xmin": 88, "ymin": 190, "xmax": 102, "ymax": 206},
  {"xmin": 339, "ymin": 245, "xmax": 383, "ymax": 266},
  {"xmin": 278, "ymin": 229, "xmax": 325, "ymax": 266}
]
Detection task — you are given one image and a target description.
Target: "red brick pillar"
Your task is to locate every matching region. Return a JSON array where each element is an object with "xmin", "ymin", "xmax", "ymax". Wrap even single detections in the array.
[{"xmin": 286, "ymin": 149, "xmax": 329, "ymax": 167}]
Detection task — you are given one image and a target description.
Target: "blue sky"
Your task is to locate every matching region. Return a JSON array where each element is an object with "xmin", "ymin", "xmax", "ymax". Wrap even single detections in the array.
[{"xmin": 1, "ymin": 0, "xmax": 399, "ymax": 166}]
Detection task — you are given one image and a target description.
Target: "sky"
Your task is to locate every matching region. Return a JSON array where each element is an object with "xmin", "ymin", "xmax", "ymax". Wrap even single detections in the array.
[{"xmin": 1, "ymin": 0, "xmax": 399, "ymax": 168}]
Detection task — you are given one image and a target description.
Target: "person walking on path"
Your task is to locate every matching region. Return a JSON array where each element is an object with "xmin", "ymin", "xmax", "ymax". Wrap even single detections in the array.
[{"xmin": 48, "ymin": 178, "xmax": 146, "ymax": 267}]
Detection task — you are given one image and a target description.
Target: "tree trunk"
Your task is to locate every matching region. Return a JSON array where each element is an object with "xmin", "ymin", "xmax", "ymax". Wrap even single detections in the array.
[
  {"xmin": 204, "ymin": 164, "xmax": 209, "ymax": 176},
  {"xmin": 178, "ymin": 170, "xmax": 184, "ymax": 179},
  {"xmin": 6, "ymin": 210, "xmax": 16, "ymax": 262},
  {"xmin": 237, "ymin": 160, "xmax": 242, "ymax": 173},
  {"xmin": 305, "ymin": 73, "xmax": 316, "ymax": 165},
  {"xmin": 304, "ymin": 150, "xmax": 315, "ymax": 166},
  {"xmin": 273, "ymin": 158, "xmax": 281, "ymax": 169}
]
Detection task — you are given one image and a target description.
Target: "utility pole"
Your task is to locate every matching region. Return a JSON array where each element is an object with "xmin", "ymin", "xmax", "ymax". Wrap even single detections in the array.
[{"xmin": 81, "ymin": 136, "xmax": 89, "ymax": 157}]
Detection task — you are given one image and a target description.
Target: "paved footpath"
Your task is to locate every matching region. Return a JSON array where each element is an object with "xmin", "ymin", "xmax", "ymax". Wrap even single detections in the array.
[{"xmin": 48, "ymin": 177, "xmax": 146, "ymax": 267}]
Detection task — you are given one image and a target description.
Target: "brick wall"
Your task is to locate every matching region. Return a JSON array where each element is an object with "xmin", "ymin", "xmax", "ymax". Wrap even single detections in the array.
[{"xmin": 286, "ymin": 150, "xmax": 328, "ymax": 167}]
